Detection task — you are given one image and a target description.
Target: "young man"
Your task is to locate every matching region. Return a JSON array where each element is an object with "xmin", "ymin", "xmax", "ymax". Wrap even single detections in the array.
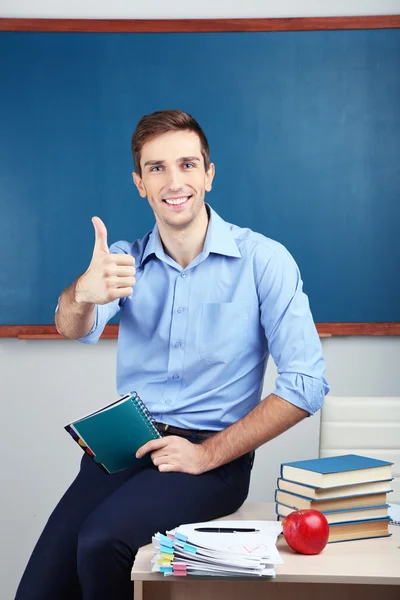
[{"xmin": 15, "ymin": 110, "xmax": 329, "ymax": 600}]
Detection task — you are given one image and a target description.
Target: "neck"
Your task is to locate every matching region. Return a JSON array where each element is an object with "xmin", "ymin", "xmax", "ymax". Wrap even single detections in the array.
[{"xmin": 157, "ymin": 205, "xmax": 209, "ymax": 269}]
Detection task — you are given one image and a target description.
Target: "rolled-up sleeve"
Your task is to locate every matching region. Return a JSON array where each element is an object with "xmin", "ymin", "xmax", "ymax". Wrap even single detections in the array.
[
  {"xmin": 77, "ymin": 300, "xmax": 120, "ymax": 344},
  {"xmin": 258, "ymin": 243, "xmax": 329, "ymax": 415}
]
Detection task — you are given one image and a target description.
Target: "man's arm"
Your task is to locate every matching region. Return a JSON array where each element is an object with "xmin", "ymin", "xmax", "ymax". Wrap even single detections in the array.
[
  {"xmin": 197, "ymin": 245, "xmax": 328, "ymax": 470},
  {"xmin": 55, "ymin": 216, "xmax": 135, "ymax": 340},
  {"xmin": 55, "ymin": 279, "xmax": 96, "ymax": 340},
  {"xmin": 137, "ymin": 394, "xmax": 307, "ymax": 475},
  {"xmin": 200, "ymin": 393, "xmax": 308, "ymax": 471}
]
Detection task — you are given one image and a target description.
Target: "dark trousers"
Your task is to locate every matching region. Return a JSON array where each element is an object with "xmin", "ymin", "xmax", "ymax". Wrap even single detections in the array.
[{"xmin": 15, "ymin": 437, "xmax": 253, "ymax": 600}]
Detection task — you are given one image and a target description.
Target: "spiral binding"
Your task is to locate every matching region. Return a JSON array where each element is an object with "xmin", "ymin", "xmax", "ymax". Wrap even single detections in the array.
[{"xmin": 130, "ymin": 391, "xmax": 161, "ymax": 439}]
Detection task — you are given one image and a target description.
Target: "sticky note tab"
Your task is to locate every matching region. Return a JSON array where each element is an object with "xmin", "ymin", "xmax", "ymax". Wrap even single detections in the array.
[
  {"xmin": 161, "ymin": 552, "xmax": 174, "ymax": 561},
  {"xmin": 159, "ymin": 534, "xmax": 173, "ymax": 547},
  {"xmin": 173, "ymin": 564, "xmax": 187, "ymax": 576},
  {"xmin": 174, "ymin": 532, "xmax": 188, "ymax": 542},
  {"xmin": 183, "ymin": 543, "xmax": 196, "ymax": 553},
  {"xmin": 160, "ymin": 566, "xmax": 173, "ymax": 573},
  {"xmin": 160, "ymin": 545, "xmax": 173, "ymax": 555}
]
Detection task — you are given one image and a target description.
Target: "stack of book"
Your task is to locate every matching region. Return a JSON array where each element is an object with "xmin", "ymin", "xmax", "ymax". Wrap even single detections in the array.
[
  {"xmin": 275, "ymin": 454, "xmax": 393, "ymax": 543},
  {"xmin": 151, "ymin": 520, "xmax": 283, "ymax": 577}
]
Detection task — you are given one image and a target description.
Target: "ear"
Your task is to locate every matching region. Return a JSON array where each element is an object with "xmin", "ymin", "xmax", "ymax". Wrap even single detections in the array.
[
  {"xmin": 205, "ymin": 163, "xmax": 215, "ymax": 193},
  {"xmin": 132, "ymin": 172, "xmax": 147, "ymax": 198}
]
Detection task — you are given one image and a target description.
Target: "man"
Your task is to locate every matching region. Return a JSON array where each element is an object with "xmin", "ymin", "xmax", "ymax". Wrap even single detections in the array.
[{"xmin": 15, "ymin": 109, "xmax": 329, "ymax": 600}]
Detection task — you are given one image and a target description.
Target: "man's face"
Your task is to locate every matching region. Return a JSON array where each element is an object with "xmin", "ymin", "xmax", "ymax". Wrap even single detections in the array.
[{"xmin": 133, "ymin": 130, "xmax": 215, "ymax": 231}]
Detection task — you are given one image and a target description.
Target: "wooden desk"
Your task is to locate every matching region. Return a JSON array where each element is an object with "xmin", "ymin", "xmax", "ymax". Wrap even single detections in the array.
[{"xmin": 131, "ymin": 502, "xmax": 400, "ymax": 600}]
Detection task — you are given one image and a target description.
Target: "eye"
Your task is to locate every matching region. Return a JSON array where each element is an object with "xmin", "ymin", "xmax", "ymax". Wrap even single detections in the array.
[
  {"xmin": 150, "ymin": 166, "xmax": 163, "ymax": 172},
  {"xmin": 183, "ymin": 163, "xmax": 195, "ymax": 169}
]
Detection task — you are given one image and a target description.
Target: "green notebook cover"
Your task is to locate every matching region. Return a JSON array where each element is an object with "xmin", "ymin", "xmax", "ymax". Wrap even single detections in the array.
[{"xmin": 65, "ymin": 392, "xmax": 161, "ymax": 473}]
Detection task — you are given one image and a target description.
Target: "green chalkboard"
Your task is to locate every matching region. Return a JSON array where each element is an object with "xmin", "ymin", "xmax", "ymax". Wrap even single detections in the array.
[{"xmin": 0, "ymin": 27, "xmax": 399, "ymax": 324}]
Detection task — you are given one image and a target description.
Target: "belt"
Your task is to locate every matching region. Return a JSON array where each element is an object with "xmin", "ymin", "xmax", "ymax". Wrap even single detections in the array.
[{"xmin": 155, "ymin": 422, "xmax": 217, "ymax": 441}]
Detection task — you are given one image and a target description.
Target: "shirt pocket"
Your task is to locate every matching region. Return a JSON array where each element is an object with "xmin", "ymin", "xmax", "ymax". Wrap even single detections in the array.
[{"xmin": 199, "ymin": 302, "xmax": 249, "ymax": 364}]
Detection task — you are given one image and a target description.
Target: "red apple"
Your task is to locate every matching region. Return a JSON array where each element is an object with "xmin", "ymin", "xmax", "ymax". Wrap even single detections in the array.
[{"xmin": 282, "ymin": 508, "xmax": 329, "ymax": 555}]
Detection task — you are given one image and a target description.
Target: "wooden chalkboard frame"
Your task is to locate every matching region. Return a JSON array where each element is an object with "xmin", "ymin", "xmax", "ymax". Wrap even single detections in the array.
[
  {"xmin": 1, "ymin": 15, "xmax": 399, "ymax": 338},
  {"xmin": 1, "ymin": 15, "xmax": 400, "ymax": 33}
]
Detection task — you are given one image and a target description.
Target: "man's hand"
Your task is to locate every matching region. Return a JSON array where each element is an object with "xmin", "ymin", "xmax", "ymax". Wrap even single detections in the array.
[
  {"xmin": 75, "ymin": 216, "xmax": 136, "ymax": 305},
  {"xmin": 136, "ymin": 436, "xmax": 211, "ymax": 475}
]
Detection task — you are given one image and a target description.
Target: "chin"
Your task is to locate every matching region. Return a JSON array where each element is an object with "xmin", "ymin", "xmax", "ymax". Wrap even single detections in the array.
[{"xmin": 165, "ymin": 214, "xmax": 194, "ymax": 229}]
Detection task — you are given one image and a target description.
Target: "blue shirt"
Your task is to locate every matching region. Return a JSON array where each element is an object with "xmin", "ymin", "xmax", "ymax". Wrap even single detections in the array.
[{"xmin": 78, "ymin": 205, "xmax": 329, "ymax": 430}]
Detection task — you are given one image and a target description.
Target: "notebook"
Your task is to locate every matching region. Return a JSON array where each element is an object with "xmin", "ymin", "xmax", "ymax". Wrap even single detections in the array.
[{"xmin": 65, "ymin": 391, "xmax": 161, "ymax": 473}]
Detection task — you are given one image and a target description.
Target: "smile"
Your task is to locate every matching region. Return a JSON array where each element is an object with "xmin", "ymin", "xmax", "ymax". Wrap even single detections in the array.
[{"xmin": 163, "ymin": 195, "xmax": 192, "ymax": 206}]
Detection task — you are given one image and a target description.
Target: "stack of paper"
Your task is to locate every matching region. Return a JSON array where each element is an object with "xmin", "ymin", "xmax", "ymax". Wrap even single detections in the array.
[{"xmin": 151, "ymin": 520, "xmax": 283, "ymax": 577}]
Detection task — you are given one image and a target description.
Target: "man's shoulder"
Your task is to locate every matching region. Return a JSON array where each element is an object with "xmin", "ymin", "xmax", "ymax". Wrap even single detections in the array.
[
  {"xmin": 228, "ymin": 221, "xmax": 290, "ymax": 263},
  {"xmin": 226, "ymin": 221, "xmax": 300, "ymax": 290}
]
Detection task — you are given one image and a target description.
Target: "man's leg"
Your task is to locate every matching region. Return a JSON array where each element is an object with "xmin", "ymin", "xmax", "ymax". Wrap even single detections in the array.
[
  {"xmin": 77, "ymin": 452, "xmax": 253, "ymax": 600},
  {"xmin": 14, "ymin": 454, "xmax": 151, "ymax": 600}
]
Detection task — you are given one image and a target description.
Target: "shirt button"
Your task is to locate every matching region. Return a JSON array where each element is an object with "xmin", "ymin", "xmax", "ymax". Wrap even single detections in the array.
[
  {"xmin": 177, "ymin": 307, "xmax": 184, "ymax": 313},
  {"xmin": 181, "ymin": 272, "xmax": 187, "ymax": 278},
  {"xmin": 172, "ymin": 374, "xmax": 180, "ymax": 380},
  {"xmin": 175, "ymin": 342, "xmax": 181, "ymax": 348},
  {"xmin": 165, "ymin": 399, "xmax": 172, "ymax": 405}
]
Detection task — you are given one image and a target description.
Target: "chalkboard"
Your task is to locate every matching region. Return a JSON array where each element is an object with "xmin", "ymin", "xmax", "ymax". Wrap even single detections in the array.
[{"xmin": 0, "ymin": 26, "xmax": 399, "ymax": 326}]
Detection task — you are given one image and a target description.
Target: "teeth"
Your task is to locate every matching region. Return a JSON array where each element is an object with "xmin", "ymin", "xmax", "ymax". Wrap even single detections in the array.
[{"xmin": 164, "ymin": 196, "xmax": 190, "ymax": 205}]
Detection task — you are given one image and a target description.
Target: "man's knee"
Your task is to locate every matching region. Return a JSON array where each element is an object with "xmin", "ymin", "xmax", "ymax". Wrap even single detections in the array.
[{"xmin": 77, "ymin": 519, "xmax": 132, "ymax": 573}]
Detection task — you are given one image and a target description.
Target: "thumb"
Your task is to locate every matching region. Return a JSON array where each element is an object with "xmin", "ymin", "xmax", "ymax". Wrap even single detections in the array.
[{"xmin": 92, "ymin": 216, "xmax": 109, "ymax": 255}]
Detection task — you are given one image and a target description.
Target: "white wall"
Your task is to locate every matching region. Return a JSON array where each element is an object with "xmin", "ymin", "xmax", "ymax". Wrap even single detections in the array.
[
  {"xmin": 2, "ymin": 337, "xmax": 399, "ymax": 599},
  {"xmin": 1, "ymin": 0, "xmax": 400, "ymax": 18},
  {"xmin": 1, "ymin": 1, "xmax": 400, "ymax": 599}
]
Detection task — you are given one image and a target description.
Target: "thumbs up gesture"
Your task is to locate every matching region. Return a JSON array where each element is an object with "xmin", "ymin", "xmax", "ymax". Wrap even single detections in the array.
[{"xmin": 75, "ymin": 217, "xmax": 136, "ymax": 305}]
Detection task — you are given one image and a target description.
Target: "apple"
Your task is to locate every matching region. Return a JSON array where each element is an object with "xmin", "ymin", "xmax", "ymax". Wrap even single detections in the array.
[{"xmin": 282, "ymin": 508, "xmax": 329, "ymax": 555}]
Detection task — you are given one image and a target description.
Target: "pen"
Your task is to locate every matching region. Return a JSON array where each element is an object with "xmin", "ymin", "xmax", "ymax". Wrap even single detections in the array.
[{"xmin": 194, "ymin": 527, "xmax": 260, "ymax": 533}]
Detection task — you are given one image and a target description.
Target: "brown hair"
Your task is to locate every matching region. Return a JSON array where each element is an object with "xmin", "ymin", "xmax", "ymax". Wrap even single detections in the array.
[{"xmin": 131, "ymin": 109, "xmax": 210, "ymax": 176}]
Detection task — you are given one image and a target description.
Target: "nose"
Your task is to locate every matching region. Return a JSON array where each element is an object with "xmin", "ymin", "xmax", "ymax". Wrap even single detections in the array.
[{"xmin": 167, "ymin": 166, "xmax": 185, "ymax": 191}]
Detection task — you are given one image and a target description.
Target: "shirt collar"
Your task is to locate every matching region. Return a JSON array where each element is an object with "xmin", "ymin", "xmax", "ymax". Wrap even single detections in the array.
[
  {"xmin": 140, "ymin": 222, "xmax": 166, "ymax": 267},
  {"xmin": 140, "ymin": 203, "xmax": 241, "ymax": 267},
  {"xmin": 203, "ymin": 204, "xmax": 242, "ymax": 258}
]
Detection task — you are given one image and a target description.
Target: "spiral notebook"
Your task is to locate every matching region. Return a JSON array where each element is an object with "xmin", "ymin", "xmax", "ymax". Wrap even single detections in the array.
[{"xmin": 65, "ymin": 392, "xmax": 161, "ymax": 473}]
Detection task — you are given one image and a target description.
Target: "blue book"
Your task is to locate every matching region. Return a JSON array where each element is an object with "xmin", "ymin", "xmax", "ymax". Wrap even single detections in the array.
[
  {"xmin": 276, "ymin": 511, "xmax": 391, "ymax": 543},
  {"xmin": 275, "ymin": 500, "xmax": 389, "ymax": 524},
  {"xmin": 280, "ymin": 454, "xmax": 393, "ymax": 489},
  {"xmin": 276, "ymin": 477, "xmax": 393, "ymax": 500},
  {"xmin": 274, "ymin": 487, "xmax": 391, "ymax": 512},
  {"xmin": 65, "ymin": 391, "xmax": 161, "ymax": 473}
]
